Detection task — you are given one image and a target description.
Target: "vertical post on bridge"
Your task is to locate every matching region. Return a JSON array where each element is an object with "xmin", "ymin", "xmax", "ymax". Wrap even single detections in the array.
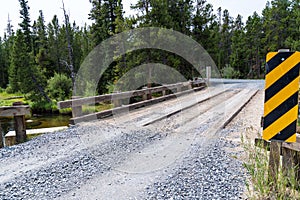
[
  {"xmin": 12, "ymin": 102, "xmax": 27, "ymax": 144},
  {"xmin": 0, "ymin": 123, "xmax": 3, "ymax": 148},
  {"xmin": 206, "ymin": 66, "xmax": 211, "ymax": 86},
  {"xmin": 71, "ymin": 96, "xmax": 82, "ymax": 118},
  {"xmin": 268, "ymin": 141, "xmax": 281, "ymax": 187}
]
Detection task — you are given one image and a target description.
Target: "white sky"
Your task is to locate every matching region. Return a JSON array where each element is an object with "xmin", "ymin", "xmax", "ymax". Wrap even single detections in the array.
[{"xmin": 0, "ymin": 0, "xmax": 268, "ymax": 38}]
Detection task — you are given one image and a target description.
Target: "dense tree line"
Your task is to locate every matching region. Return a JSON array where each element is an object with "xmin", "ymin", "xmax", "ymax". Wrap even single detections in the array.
[{"xmin": 0, "ymin": 0, "xmax": 299, "ymax": 104}]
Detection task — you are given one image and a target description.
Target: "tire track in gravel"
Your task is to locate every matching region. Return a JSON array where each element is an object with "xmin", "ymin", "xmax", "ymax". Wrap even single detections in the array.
[
  {"xmin": 0, "ymin": 86, "xmax": 228, "ymax": 199},
  {"xmin": 59, "ymin": 89, "xmax": 257, "ymax": 199},
  {"xmin": 0, "ymin": 85, "xmax": 258, "ymax": 199}
]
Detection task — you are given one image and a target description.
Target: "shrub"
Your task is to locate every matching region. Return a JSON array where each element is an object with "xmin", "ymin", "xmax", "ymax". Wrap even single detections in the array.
[
  {"xmin": 5, "ymin": 85, "xmax": 15, "ymax": 94},
  {"xmin": 30, "ymin": 101, "xmax": 58, "ymax": 113},
  {"xmin": 221, "ymin": 65, "xmax": 241, "ymax": 79},
  {"xmin": 47, "ymin": 73, "xmax": 72, "ymax": 102}
]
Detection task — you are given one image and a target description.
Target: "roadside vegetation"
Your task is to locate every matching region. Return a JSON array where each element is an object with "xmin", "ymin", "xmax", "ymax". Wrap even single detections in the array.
[{"xmin": 242, "ymin": 133, "xmax": 300, "ymax": 199}]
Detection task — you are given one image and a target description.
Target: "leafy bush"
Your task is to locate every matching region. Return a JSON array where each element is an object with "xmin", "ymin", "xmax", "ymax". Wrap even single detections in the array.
[
  {"xmin": 221, "ymin": 65, "xmax": 241, "ymax": 79},
  {"xmin": 30, "ymin": 101, "xmax": 58, "ymax": 113},
  {"xmin": 5, "ymin": 85, "xmax": 15, "ymax": 94},
  {"xmin": 46, "ymin": 73, "xmax": 72, "ymax": 101}
]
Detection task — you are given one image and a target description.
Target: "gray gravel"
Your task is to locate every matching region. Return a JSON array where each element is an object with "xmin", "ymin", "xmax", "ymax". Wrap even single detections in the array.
[
  {"xmin": 0, "ymin": 124, "xmax": 167, "ymax": 199},
  {"xmin": 144, "ymin": 130, "xmax": 246, "ymax": 200},
  {"xmin": 0, "ymin": 82, "xmax": 260, "ymax": 199},
  {"xmin": 0, "ymin": 124, "xmax": 246, "ymax": 200}
]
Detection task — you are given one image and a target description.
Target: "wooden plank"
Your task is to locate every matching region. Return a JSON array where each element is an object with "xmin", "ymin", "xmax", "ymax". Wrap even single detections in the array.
[
  {"xmin": 5, "ymin": 126, "xmax": 68, "ymax": 147},
  {"xmin": 282, "ymin": 148, "xmax": 300, "ymax": 187},
  {"xmin": 282, "ymin": 142, "xmax": 300, "ymax": 152},
  {"xmin": 282, "ymin": 147, "xmax": 296, "ymax": 176},
  {"xmin": 255, "ymin": 134, "xmax": 300, "ymax": 153},
  {"xmin": 0, "ymin": 106, "xmax": 30, "ymax": 117},
  {"xmin": 5, "ymin": 126, "xmax": 68, "ymax": 137},
  {"xmin": 58, "ymin": 81, "xmax": 202, "ymax": 109}
]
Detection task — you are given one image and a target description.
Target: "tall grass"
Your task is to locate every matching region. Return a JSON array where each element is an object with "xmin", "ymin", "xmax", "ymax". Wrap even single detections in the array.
[{"xmin": 241, "ymin": 132, "xmax": 299, "ymax": 199}]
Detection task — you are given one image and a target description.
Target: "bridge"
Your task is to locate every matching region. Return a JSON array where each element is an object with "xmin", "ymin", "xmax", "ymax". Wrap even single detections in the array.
[{"xmin": 0, "ymin": 79, "xmax": 299, "ymax": 199}]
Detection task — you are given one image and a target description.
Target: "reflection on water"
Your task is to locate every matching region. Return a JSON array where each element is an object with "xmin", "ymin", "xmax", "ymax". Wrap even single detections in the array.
[{"xmin": 0, "ymin": 114, "xmax": 71, "ymax": 136}]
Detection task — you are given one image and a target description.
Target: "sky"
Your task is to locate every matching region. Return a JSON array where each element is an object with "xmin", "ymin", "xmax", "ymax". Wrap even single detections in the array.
[{"xmin": 0, "ymin": 0, "xmax": 269, "ymax": 38}]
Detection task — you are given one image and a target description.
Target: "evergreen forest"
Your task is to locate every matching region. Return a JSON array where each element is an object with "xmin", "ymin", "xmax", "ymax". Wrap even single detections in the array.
[{"xmin": 0, "ymin": 0, "xmax": 299, "ymax": 107}]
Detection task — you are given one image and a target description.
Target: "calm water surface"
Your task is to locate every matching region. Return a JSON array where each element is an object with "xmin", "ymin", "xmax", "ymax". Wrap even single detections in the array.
[{"xmin": 0, "ymin": 114, "xmax": 71, "ymax": 136}]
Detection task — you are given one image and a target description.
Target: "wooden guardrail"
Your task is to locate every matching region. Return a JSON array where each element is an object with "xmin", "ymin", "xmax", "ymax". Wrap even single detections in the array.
[
  {"xmin": 255, "ymin": 135, "xmax": 300, "ymax": 187},
  {"xmin": 0, "ymin": 102, "xmax": 30, "ymax": 147},
  {"xmin": 58, "ymin": 81, "xmax": 206, "ymax": 124}
]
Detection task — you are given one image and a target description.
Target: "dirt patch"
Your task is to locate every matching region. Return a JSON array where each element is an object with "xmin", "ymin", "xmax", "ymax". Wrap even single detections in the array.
[
  {"xmin": 224, "ymin": 90, "xmax": 264, "ymax": 153},
  {"xmin": 222, "ymin": 90, "xmax": 264, "ymax": 198}
]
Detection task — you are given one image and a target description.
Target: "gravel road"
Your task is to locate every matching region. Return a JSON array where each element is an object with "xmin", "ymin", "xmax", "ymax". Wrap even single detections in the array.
[{"xmin": 0, "ymin": 80, "xmax": 264, "ymax": 199}]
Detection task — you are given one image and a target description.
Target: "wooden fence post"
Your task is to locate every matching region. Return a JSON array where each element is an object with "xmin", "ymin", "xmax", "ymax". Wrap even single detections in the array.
[
  {"xmin": 12, "ymin": 102, "xmax": 27, "ymax": 144},
  {"xmin": 268, "ymin": 141, "xmax": 281, "ymax": 187},
  {"xmin": 0, "ymin": 123, "xmax": 3, "ymax": 148},
  {"xmin": 147, "ymin": 89, "xmax": 152, "ymax": 100},
  {"xmin": 206, "ymin": 66, "xmax": 211, "ymax": 86},
  {"xmin": 176, "ymin": 85, "xmax": 182, "ymax": 93},
  {"xmin": 282, "ymin": 147, "xmax": 300, "ymax": 187},
  {"xmin": 188, "ymin": 82, "xmax": 192, "ymax": 90},
  {"xmin": 295, "ymin": 152, "xmax": 300, "ymax": 186},
  {"xmin": 112, "ymin": 91, "xmax": 121, "ymax": 108},
  {"xmin": 71, "ymin": 96, "xmax": 82, "ymax": 118},
  {"xmin": 282, "ymin": 147, "xmax": 297, "ymax": 184}
]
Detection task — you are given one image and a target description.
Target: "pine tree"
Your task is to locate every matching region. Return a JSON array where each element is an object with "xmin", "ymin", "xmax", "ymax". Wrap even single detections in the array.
[
  {"xmin": 9, "ymin": 30, "xmax": 28, "ymax": 92},
  {"xmin": 131, "ymin": 0, "xmax": 151, "ymax": 26},
  {"xmin": 192, "ymin": 0, "xmax": 215, "ymax": 48},
  {"xmin": 89, "ymin": 0, "xmax": 123, "ymax": 38},
  {"xmin": 245, "ymin": 12, "xmax": 264, "ymax": 78},
  {"xmin": 262, "ymin": 0, "xmax": 292, "ymax": 51},
  {"xmin": 47, "ymin": 15, "xmax": 62, "ymax": 73},
  {"xmin": 287, "ymin": 0, "xmax": 300, "ymax": 50},
  {"xmin": 229, "ymin": 14, "xmax": 245, "ymax": 77},
  {"xmin": 35, "ymin": 10, "xmax": 48, "ymax": 51},
  {"xmin": 18, "ymin": 0, "xmax": 32, "ymax": 52},
  {"xmin": 0, "ymin": 38, "xmax": 7, "ymax": 88},
  {"xmin": 218, "ymin": 9, "xmax": 233, "ymax": 68}
]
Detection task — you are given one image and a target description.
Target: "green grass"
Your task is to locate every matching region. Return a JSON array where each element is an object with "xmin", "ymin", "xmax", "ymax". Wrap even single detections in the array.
[
  {"xmin": 241, "ymin": 133, "xmax": 299, "ymax": 199},
  {"xmin": 81, "ymin": 103, "xmax": 114, "ymax": 115},
  {"xmin": 0, "ymin": 91, "xmax": 27, "ymax": 106}
]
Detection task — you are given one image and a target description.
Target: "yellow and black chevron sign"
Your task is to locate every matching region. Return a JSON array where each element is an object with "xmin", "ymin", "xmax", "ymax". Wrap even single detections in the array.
[{"xmin": 263, "ymin": 51, "xmax": 300, "ymax": 143}]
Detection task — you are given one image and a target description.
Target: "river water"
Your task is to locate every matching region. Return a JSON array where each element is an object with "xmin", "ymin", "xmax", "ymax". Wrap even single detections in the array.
[{"xmin": 0, "ymin": 114, "xmax": 71, "ymax": 136}]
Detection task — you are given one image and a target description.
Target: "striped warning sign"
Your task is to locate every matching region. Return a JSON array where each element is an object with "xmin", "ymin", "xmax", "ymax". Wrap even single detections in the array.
[{"xmin": 263, "ymin": 51, "xmax": 300, "ymax": 143}]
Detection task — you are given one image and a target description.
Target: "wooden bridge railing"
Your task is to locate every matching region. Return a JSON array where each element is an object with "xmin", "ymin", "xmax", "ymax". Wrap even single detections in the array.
[
  {"xmin": 0, "ymin": 102, "xmax": 30, "ymax": 148},
  {"xmin": 58, "ymin": 80, "xmax": 206, "ymax": 124},
  {"xmin": 255, "ymin": 135, "xmax": 300, "ymax": 187}
]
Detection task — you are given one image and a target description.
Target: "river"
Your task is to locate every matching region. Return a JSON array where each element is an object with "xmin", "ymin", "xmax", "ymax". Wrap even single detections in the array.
[{"xmin": 0, "ymin": 114, "xmax": 71, "ymax": 136}]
